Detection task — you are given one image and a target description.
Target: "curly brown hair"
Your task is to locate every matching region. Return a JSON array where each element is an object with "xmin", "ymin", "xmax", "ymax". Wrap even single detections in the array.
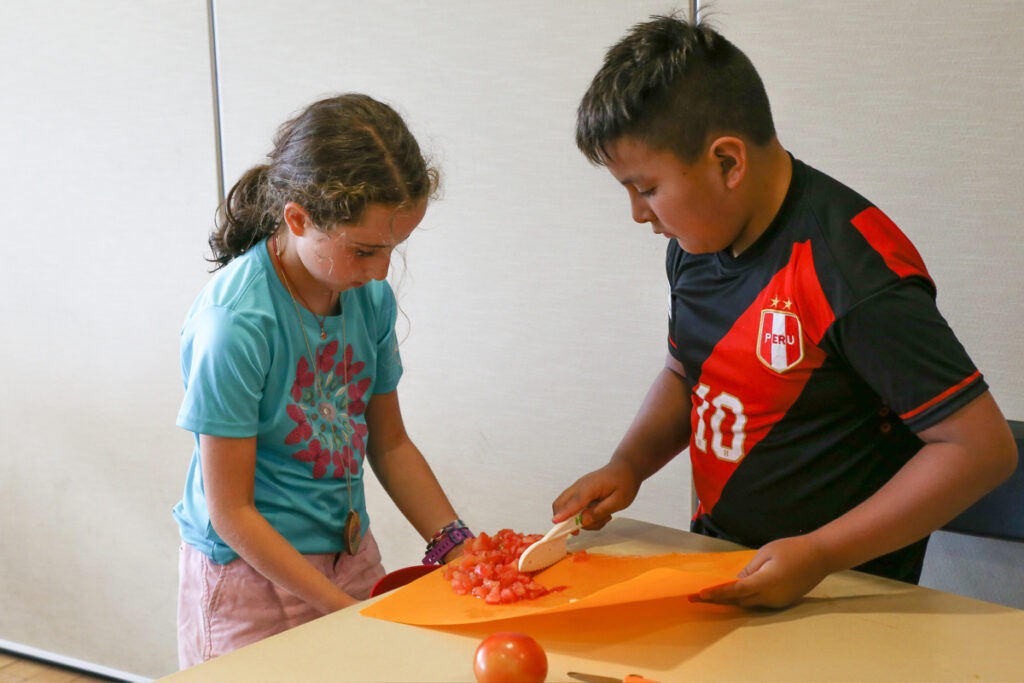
[{"xmin": 208, "ymin": 93, "xmax": 440, "ymax": 269}]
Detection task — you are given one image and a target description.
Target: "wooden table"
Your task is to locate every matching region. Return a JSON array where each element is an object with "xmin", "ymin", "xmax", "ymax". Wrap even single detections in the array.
[{"xmin": 159, "ymin": 518, "xmax": 1024, "ymax": 682}]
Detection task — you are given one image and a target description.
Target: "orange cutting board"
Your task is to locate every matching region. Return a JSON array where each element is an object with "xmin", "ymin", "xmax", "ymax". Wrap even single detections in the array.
[{"xmin": 360, "ymin": 550, "xmax": 755, "ymax": 626}]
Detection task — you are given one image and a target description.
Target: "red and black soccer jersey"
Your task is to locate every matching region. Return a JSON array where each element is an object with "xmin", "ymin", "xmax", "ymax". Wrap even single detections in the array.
[{"xmin": 668, "ymin": 156, "xmax": 987, "ymax": 582}]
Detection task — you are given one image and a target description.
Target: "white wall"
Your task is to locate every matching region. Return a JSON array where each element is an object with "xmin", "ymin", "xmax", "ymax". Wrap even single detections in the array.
[
  {"xmin": 0, "ymin": 1, "xmax": 216, "ymax": 679},
  {"xmin": 0, "ymin": 1, "xmax": 1020, "ymax": 679}
]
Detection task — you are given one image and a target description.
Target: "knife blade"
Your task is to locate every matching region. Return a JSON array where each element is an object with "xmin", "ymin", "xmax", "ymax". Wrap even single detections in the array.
[
  {"xmin": 517, "ymin": 512, "xmax": 584, "ymax": 572},
  {"xmin": 567, "ymin": 671, "xmax": 660, "ymax": 683}
]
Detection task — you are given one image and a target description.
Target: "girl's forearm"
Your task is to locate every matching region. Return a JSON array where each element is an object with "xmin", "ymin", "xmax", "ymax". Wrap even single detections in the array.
[
  {"xmin": 368, "ymin": 439, "xmax": 460, "ymax": 542},
  {"xmin": 210, "ymin": 504, "xmax": 356, "ymax": 614}
]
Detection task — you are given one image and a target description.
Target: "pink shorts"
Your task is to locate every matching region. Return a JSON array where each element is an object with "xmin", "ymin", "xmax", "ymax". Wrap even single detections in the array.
[{"xmin": 177, "ymin": 529, "xmax": 386, "ymax": 670}]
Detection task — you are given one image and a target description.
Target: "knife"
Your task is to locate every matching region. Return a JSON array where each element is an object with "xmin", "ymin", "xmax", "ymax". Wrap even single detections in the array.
[
  {"xmin": 567, "ymin": 672, "xmax": 660, "ymax": 683},
  {"xmin": 517, "ymin": 512, "xmax": 584, "ymax": 572}
]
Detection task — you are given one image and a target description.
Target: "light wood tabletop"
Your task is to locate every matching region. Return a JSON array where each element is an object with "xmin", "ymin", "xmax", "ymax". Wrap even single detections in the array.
[{"xmin": 159, "ymin": 517, "xmax": 1024, "ymax": 682}]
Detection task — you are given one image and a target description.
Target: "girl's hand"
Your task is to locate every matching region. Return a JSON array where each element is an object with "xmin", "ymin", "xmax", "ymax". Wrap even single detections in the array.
[
  {"xmin": 442, "ymin": 540, "xmax": 468, "ymax": 564},
  {"xmin": 694, "ymin": 535, "xmax": 832, "ymax": 608},
  {"xmin": 551, "ymin": 460, "xmax": 643, "ymax": 530},
  {"xmin": 326, "ymin": 590, "xmax": 361, "ymax": 612}
]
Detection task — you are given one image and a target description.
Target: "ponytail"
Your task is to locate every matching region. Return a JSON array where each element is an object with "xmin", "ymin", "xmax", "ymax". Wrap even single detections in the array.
[
  {"xmin": 208, "ymin": 165, "xmax": 277, "ymax": 270},
  {"xmin": 205, "ymin": 94, "xmax": 439, "ymax": 270}
]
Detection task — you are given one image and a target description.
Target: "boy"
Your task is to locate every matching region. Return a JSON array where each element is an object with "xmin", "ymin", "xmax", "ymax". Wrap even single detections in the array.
[{"xmin": 551, "ymin": 14, "xmax": 1016, "ymax": 608}]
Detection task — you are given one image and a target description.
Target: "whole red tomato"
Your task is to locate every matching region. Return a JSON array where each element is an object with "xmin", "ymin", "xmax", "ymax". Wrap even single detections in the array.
[{"xmin": 473, "ymin": 631, "xmax": 548, "ymax": 683}]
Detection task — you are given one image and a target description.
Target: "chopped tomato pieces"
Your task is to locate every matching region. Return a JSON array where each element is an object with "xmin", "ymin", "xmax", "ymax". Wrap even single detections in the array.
[{"xmin": 442, "ymin": 528, "xmax": 561, "ymax": 604}]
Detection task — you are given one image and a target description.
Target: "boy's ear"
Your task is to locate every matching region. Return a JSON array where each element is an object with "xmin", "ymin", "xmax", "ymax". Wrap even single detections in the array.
[
  {"xmin": 283, "ymin": 202, "xmax": 312, "ymax": 236},
  {"xmin": 708, "ymin": 136, "xmax": 747, "ymax": 189}
]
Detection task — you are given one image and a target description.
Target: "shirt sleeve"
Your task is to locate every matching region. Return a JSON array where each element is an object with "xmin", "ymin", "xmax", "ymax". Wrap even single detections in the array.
[
  {"xmin": 666, "ymin": 240, "xmax": 685, "ymax": 364},
  {"xmin": 826, "ymin": 278, "xmax": 987, "ymax": 432},
  {"xmin": 372, "ymin": 282, "xmax": 403, "ymax": 395},
  {"xmin": 176, "ymin": 304, "xmax": 271, "ymax": 437}
]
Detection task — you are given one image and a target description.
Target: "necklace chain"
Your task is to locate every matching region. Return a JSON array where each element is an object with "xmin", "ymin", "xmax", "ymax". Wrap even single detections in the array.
[
  {"xmin": 272, "ymin": 236, "xmax": 355, "ymax": 517},
  {"xmin": 272, "ymin": 238, "xmax": 329, "ymax": 339}
]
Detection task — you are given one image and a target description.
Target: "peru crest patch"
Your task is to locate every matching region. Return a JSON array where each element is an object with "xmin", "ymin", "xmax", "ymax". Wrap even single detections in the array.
[{"xmin": 757, "ymin": 309, "xmax": 804, "ymax": 373}]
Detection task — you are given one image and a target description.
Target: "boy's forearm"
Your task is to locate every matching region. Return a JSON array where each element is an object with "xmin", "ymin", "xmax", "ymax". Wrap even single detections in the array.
[
  {"xmin": 808, "ymin": 392, "xmax": 1016, "ymax": 574},
  {"xmin": 610, "ymin": 361, "xmax": 693, "ymax": 481}
]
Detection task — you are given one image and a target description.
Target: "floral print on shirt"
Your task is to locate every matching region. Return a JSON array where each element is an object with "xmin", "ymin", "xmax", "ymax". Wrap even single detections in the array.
[{"xmin": 286, "ymin": 340, "xmax": 370, "ymax": 479}]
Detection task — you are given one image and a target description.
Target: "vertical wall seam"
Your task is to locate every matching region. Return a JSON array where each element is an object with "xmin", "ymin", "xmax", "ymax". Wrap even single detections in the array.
[{"xmin": 207, "ymin": 0, "xmax": 225, "ymax": 203}]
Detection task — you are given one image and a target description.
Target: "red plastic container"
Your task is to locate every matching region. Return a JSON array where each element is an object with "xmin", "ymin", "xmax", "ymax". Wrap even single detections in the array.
[{"xmin": 369, "ymin": 564, "xmax": 439, "ymax": 597}]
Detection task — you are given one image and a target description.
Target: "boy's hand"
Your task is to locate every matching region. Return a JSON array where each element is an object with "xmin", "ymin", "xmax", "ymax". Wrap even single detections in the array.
[
  {"xmin": 551, "ymin": 460, "xmax": 642, "ymax": 530},
  {"xmin": 693, "ymin": 534, "xmax": 831, "ymax": 608}
]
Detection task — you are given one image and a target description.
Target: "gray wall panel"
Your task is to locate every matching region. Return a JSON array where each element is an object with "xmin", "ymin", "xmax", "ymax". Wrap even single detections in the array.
[{"xmin": 712, "ymin": 0, "xmax": 1024, "ymax": 610}]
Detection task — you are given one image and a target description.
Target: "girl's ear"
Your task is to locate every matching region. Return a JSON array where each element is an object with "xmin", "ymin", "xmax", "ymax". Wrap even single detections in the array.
[
  {"xmin": 708, "ymin": 136, "xmax": 747, "ymax": 190},
  {"xmin": 283, "ymin": 202, "xmax": 312, "ymax": 236}
]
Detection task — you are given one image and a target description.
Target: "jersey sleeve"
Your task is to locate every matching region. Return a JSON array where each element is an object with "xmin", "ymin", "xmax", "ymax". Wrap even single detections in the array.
[
  {"xmin": 176, "ymin": 304, "xmax": 271, "ymax": 437},
  {"xmin": 826, "ymin": 278, "xmax": 987, "ymax": 432},
  {"xmin": 371, "ymin": 282, "xmax": 403, "ymax": 395},
  {"xmin": 666, "ymin": 240, "xmax": 685, "ymax": 363}
]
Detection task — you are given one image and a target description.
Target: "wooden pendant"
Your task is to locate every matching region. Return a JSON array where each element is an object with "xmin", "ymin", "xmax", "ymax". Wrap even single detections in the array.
[{"xmin": 344, "ymin": 509, "xmax": 362, "ymax": 556}]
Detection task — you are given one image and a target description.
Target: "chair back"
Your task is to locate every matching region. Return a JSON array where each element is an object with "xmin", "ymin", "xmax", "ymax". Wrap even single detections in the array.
[{"xmin": 943, "ymin": 420, "xmax": 1024, "ymax": 540}]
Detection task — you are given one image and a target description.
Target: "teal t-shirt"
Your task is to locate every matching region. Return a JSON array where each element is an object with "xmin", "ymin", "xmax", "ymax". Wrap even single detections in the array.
[{"xmin": 173, "ymin": 238, "xmax": 403, "ymax": 564}]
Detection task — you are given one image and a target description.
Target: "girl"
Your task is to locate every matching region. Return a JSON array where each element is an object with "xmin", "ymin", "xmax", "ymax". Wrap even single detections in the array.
[{"xmin": 173, "ymin": 94, "xmax": 472, "ymax": 668}]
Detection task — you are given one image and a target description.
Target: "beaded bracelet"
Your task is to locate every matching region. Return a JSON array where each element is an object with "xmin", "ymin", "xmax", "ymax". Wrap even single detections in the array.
[{"xmin": 422, "ymin": 519, "xmax": 475, "ymax": 565}]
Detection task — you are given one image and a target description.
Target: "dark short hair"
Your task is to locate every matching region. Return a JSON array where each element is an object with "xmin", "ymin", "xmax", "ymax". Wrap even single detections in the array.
[{"xmin": 576, "ymin": 13, "xmax": 776, "ymax": 165}]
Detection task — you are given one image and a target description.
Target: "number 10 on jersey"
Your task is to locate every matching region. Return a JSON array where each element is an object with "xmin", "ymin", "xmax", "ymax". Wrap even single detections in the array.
[{"xmin": 693, "ymin": 383, "xmax": 747, "ymax": 462}]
